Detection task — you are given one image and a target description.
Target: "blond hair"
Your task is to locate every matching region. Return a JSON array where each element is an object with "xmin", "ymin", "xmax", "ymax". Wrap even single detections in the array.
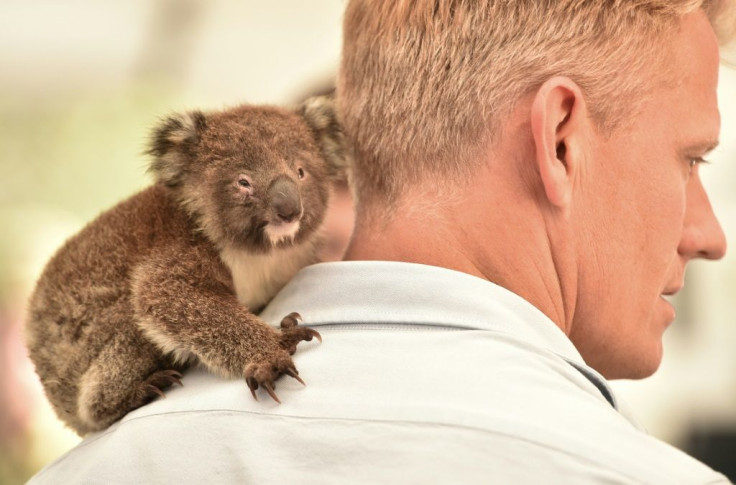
[{"xmin": 337, "ymin": 0, "xmax": 736, "ymax": 207}]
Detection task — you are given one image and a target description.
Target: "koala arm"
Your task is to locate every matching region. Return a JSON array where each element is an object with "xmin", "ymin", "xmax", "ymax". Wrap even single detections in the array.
[{"xmin": 130, "ymin": 244, "xmax": 317, "ymax": 397}]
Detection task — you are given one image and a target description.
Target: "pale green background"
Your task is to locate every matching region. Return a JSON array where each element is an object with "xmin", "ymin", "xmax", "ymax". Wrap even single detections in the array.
[{"xmin": 0, "ymin": 1, "xmax": 734, "ymax": 482}]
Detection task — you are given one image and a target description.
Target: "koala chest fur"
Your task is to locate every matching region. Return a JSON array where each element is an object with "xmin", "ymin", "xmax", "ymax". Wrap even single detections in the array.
[{"xmin": 220, "ymin": 243, "xmax": 317, "ymax": 312}]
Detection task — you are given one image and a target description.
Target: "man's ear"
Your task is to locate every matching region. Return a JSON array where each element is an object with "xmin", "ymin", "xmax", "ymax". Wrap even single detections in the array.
[
  {"xmin": 147, "ymin": 111, "xmax": 206, "ymax": 187},
  {"xmin": 529, "ymin": 77, "xmax": 589, "ymax": 209}
]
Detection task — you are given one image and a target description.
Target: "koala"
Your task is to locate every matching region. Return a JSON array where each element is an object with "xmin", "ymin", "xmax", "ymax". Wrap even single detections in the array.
[{"xmin": 25, "ymin": 95, "xmax": 348, "ymax": 436}]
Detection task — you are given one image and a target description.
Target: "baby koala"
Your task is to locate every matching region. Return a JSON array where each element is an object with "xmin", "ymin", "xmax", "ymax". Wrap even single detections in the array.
[{"xmin": 25, "ymin": 96, "xmax": 347, "ymax": 436}]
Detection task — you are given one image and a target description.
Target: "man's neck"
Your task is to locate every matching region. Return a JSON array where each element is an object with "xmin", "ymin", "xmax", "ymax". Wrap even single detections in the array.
[{"xmin": 343, "ymin": 174, "xmax": 575, "ymax": 338}]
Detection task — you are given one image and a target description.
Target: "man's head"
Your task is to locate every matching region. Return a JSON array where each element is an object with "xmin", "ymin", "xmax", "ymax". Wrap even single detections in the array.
[
  {"xmin": 338, "ymin": 0, "xmax": 735, "ymax": 209},
  {"xmin": 338, "ymin": 1, "xmax": 734, "ymax": 379},
  {"xmin": 543, "ymin": 11, "xmax": 727, "ymax": 378}
]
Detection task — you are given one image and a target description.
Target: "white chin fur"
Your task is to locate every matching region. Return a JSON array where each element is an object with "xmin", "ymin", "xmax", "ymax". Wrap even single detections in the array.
[{"xmin": 265, "ymin": 220, "xmax": 300, "ymax": 245}]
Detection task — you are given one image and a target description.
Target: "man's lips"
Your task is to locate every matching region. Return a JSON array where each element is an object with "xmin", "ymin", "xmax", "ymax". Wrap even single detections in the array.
[{"xmin": 661, "ymin": 281, "xmax": 684, "ymax": 297}]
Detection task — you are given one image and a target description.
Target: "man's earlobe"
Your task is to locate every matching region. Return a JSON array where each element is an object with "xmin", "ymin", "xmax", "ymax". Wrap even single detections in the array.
[{"xmin": 530, "ymin": 77, "xmax": 588, "ymax": 210}]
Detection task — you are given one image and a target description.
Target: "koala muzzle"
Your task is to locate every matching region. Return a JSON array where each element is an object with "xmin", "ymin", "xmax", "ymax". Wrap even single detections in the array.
[{"xmin": 269, "ymin": 177, "xmax": 302, "ymax": 223}]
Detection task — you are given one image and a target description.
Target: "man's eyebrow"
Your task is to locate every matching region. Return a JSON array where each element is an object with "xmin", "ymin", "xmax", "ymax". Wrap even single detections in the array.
[{"xmin": 683, "ymin": 140, "xmax": 720, "ymax": 154}]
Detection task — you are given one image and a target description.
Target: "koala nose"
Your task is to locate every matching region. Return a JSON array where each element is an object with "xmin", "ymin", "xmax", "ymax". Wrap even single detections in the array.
[{"xmin": 269, "ymin": 177, "xmax": 302, "ymax": 223}]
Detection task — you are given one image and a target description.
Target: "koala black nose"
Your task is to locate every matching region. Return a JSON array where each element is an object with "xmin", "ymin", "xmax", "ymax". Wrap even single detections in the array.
[{"xmin": 269, "ymin": 177, "xmax": 302, "ymax": 223}]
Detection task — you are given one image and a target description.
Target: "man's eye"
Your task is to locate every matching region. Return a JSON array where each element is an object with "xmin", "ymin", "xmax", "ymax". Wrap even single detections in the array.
[{"xmin": 689, "ymin": 157, "xmax": 710, "ymax": 172}]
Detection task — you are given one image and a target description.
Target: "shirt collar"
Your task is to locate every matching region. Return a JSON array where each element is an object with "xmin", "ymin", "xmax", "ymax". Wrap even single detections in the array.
[{"xmin": 261, "ymin": 261, "xmax": 586, "ymax": 367}]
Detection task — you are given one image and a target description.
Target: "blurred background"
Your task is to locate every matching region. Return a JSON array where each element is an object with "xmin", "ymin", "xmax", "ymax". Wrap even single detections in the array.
[{"xmin": 0, "ymin": 1, "xmax": 734, "ymax": 483}]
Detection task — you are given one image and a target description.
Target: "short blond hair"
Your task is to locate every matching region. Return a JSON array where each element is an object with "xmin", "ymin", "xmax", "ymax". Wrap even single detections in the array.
[{"xmin": 338, "ymin": 0, "xmax": 736, "ymax": 206}]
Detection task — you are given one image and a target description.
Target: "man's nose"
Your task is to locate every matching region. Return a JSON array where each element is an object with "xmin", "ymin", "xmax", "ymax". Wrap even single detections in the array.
[{"xmin": 678, "ymin": 175, "xmax": 727, "ymax": 261}]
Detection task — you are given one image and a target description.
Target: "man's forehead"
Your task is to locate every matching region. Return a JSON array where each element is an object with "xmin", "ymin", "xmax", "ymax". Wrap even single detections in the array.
[
  {"xmin": 677, "ymin": 11, "xmax": 721, "ymax": 85},
  {"xmin": 667, "ymin": 11, "xmax": 722, "ymax": 147}
]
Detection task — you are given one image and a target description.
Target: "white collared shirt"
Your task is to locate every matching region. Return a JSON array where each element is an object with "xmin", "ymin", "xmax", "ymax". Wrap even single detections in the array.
[{"xmin": 30, "ymin": 262, "xmax": 730, "ymax": 484}]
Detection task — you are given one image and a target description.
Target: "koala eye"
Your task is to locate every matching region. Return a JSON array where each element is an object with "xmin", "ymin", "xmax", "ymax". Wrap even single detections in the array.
[
  {"xmin": 237, "ymin": 175, "xmax": 254, "ymax": 196},
  {"xmin": 297, "ymin": 167, "xmax": 305, "ymax": 179}
]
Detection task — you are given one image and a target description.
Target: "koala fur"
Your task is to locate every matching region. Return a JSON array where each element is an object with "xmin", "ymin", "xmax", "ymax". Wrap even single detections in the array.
[{"xmin": 25, "ymin": 95, "xmax": 347, "ymax": 436}]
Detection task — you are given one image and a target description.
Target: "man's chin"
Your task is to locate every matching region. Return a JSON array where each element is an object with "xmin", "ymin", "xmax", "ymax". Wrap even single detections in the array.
[
  {"xmin": 600, "ymin": 343, "xmax": 664, "ymax": 380},
  {"xmin": 583, "ymin": 335, "xmax": 662, "ymax": 380}
]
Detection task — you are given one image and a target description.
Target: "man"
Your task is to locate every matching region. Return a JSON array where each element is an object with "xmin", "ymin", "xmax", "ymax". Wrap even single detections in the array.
[{"xmin": 30, "ymin": 1, "xmax": 734, "ymax": 483}]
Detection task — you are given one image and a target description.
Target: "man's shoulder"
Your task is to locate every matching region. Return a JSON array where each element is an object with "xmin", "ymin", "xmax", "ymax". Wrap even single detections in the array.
[{"xmin": 31, "ymin": 326, "xmax": 728, "ymax": 484}]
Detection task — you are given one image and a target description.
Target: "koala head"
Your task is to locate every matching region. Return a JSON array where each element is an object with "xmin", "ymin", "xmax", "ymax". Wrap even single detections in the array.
[{"xmin": 147, "ymin": 96, "xmax": 348, "ymax": 253}]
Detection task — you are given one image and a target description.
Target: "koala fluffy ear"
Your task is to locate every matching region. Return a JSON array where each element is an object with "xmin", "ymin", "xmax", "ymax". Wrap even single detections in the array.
[
  {"xmin": 147, "ymin": 111, "xmax": 207, "ymax": 187},
  {"xmin": 298, "ymin": 95, "xmax": 351, "ymax": 183}
]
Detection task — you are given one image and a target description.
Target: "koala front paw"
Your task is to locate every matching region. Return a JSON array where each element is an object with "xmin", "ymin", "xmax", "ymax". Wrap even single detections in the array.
[
  {"xmin": 244, "ymin": 312, "xmax": 321, "ymax": 403},
  {"xmin": 244, "ymin": 353, "xmax": 300, "ymax": 403}
]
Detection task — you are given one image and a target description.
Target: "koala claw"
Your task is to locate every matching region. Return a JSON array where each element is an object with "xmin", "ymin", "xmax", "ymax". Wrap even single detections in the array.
[
  {"xmin": 244, "ymin": 312, "xmax": 319, "ymax": 402},
  {"xmin": 160, "ymin": 369, "xmax": 184, "ymax": 387},
  {"xmin": 246, "ymin": 376, "xmax": 259, "ymax": 400},
  {"xmin": 279, "ymin": 316, "xmax": 322, "ymax": 355},
  {"xmin": 307, "ymin": 328, "xmax": 322, "ymax": 343},
  {"xmin": 244, "ymin": 358, "xmax": 308, "ymax": 403},
  {"xmin": 145, "ymin": 384, "xmax": 167, "ymax": 399},
  {"xmin": 141, "ymin": 369, "xmax": 183, "ymax": 401},
  {"xmin": 280, "ymin": 312, "xmax": 302, "ymax": 328},
  {"xmin": 245, "ymin": 372, "xmax": 282, "ymax": 403},
  {"xmin": 279, "ymin": 312, "xmax": 321, "ymax": 340},
  {"xmin": 262, "ymin": 382, "xmax": 280, "ymax": 403},
  {"xmin": 284, "ymin": 366, "xmax": 306, "ymax": 386}
]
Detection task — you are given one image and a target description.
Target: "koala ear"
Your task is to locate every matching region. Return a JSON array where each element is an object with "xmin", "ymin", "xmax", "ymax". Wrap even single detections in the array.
[
  {"xmin": 147, "ymin": 111, "xmax": 207, "ymax": 187},
  {"xmin": 298, "ymin": 95, "xmax": 351, "ymax": 183}
]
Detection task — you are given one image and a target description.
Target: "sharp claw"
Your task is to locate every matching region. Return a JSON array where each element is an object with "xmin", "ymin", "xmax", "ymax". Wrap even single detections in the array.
[
  {"xmin": 281, "ymin": 312, "xmax": 302, "ymax": 329},
  {"xmin": 246, "ymin": 377, "xmax": 259, "ymax": 401},
  {"xmin": 308, "ymin": 328, "xmax": 322, "ymax": 343},
  {"xmin": 167, "ymin": 371, "xmax": 183, "ymax": 387},
  {"xmin": 285, "ymin": 367, "xmax": 306, "ymax": 386},
  {"xmin": 263, "ymin": 382, "xmax": 281, "ymax": 403},
  {"xmin": 147, "ymin": 385, "xmax": 166, "ymax": 399}
]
